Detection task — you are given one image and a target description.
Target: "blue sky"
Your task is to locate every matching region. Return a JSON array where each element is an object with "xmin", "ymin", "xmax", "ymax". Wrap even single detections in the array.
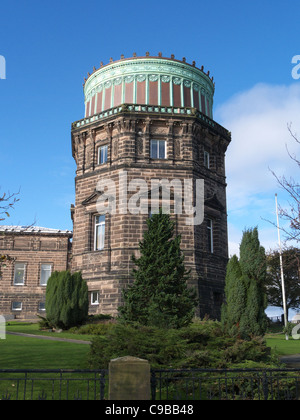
[{"xmin": 1, "ymin": 0, "xmax": 300, "ymax": 277}]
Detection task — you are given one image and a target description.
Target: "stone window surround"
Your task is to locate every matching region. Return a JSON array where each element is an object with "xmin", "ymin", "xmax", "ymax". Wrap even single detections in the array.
[
  {"xmin": 97, "ymin": 144, "xmax": 108, "ymax": 165},
  {"xmin": 150, "ymin": 139, "xmax": 167, "ymax": 160},
  {"xmin": 91, "ymin": 291, "xmax": 100, "ymax": 305},
  {"xmin": 12, "ymin": 301, "xmax": 22, "ymax": 311},
  {"xmin": 13, "ymin": 262, "xmax": 27, "ymax": 286},
  {"xmin": 94, "ymin": 214, "xmax": 106, "ymax": 251},
  {"xmin": 40, "ymin": 263, "xmax": 53, "ymax": 287}
]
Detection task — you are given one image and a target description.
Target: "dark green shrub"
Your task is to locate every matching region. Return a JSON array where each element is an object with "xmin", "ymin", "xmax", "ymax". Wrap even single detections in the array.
[
  {"xmin": 223, "ymin": 337, "xmax": 270, "ymax": 364},
  {"xmin": 87, "ymin": 314, "xmax": 113, "ymax": 322},
  {"xmin": 88, "ymin": 322, "xmax": 188, "ymax": 369},
  {"xmin": 37, "ymin": 315, "xmax": 54, "ymax": 330},
  {"xmin": 88, "ymin": 319, "xmax": 277, "ymax": 370},
  {"xmin": 181, "ymin": 350, "xmax": 213, "ymax": 368},
  {"xmin": 70, "ymin": 323, "xmax": 114, "ymax": 335},
  {"xmin": 45, "ymin": 270, "xmax": 88, "ymax": 329}
]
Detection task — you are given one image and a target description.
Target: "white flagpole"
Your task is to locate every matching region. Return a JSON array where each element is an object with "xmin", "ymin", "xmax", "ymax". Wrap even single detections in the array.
[{"xmin": 275, "ymin": 194, "xmax": 289, "ymax": 340}]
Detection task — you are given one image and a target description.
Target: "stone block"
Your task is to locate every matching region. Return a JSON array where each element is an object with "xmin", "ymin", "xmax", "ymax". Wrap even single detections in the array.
[{"xmin": 109, "ymin": 356, "xmax": 150, "ymax": 400}]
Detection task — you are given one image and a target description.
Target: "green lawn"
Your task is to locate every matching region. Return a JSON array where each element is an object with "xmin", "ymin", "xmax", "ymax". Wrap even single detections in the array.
[
  {"xmin": 0, "ymin": 331, "xmax": 106, "ymax": 400},
  {"xmin": 266, "ymin": 334, "xmax": 300, "ymax": 356},
  {"xmin": 0, "ymin": 334, "xmax": 90, "ymax": 370},
  {"xmin": 1, "ymin": 322, "xmax": 92, "ymax": 370}
]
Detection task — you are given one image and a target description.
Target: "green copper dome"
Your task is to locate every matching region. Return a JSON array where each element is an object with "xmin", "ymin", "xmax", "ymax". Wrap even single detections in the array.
[{"xmin": 83, "ymin": 53, "xmax": 215, "ymax": 119}]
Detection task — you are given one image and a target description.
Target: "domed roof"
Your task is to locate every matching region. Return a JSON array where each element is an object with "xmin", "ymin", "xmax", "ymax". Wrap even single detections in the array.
[{"xmin": 83, "ymin": 53, "xmax": 215, "ymax": 119}]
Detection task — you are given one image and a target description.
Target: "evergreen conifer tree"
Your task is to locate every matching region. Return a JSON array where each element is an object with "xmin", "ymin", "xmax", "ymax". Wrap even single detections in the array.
[
  {"xmin": 239, "ymin": 228, "xmax": 268, "ymax": 338},
  {"xmin": 119, "ymin": 211, "xmax": 198, "ymax": 328},
  {"xmin": 221, "ymin": 228, "xmax": 268, "ymax": 339},
  {"xmin": 46, "ymin": 271, "xmax": 88, "ymax": 329},
  {"xmin": 221, "ymin": 255, "xmax": 246, "ymax": 336}
]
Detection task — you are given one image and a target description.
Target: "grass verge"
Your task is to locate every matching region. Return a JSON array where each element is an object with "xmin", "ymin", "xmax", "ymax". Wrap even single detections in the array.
[
  {"xmin": 265, "ymin": 333, "xmax": 300, "ymax": 356},
  {"xmin": 0, "ymin": 333, "xmax": 90, "ymax": 370}
]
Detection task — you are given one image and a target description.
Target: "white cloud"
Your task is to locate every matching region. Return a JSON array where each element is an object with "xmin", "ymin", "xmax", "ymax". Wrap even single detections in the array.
[
  {"xmin": 227, "ymin": 221, "xmax": 280, "ymax": 259},
  {"xmin": 216, "ymin": 83, "xmax": 300, "ymax": 201},
  {"xmin": 215, "ymin": 83, "xmax": 300, "ymax": 254}
]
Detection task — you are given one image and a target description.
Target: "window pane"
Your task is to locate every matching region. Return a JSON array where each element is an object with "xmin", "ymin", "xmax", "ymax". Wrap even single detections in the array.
[
  {"xmin": 12, "ymin": 302, "xmax": 22, "ymax": 311},
  {"xmin": 99, "ymin": 145, "xmax": 108, "ymax": 164},
  {"xmin": 151, "ymin": 140, "xmax": 166, "ymax": 159},
  {"xmin": 98, "ymin": 224, "xmax": 105, "ymax": 250},
  {"xmin": 207, "ymin": 219, "xmax": 213, "ymax": 253},
  {"xmin": 204, "ymin": 151, "xmax": 210, "ymax": 168},
  {"xmin": 96, "ymin": 215, "xmax": 105, "ymax": 225},
  {"xmin": 103, "ymin": 145, "xmax": 108, "ymax": 163},
  {"xmin": 41, "ymin": 264, "xmax": 52, "ymax": 286},
  {"xmin": 159, "ymin": 140, "xmax": 166, "ymax": 159},
  {"xmin": 95, "ymin": 215, "xmax": 105, "ymax": 250},
  {"xmin": 38, "ymin": 302, "xmax": 46, "ymax": 311},
  {"xmin": 151, "ymin": 140, "xmax": 158, "ymax": 158},
  {"xmin": 14, "ymin": 263, "xmax": 25, "ymax": 285},
  {"xmin": 91, "ymin": 292, "xmax": 99, "ymax": 305}
]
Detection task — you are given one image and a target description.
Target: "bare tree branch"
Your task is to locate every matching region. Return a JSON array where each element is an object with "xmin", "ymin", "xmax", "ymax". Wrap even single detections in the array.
[
  {"xmin": 265, "ymin": 124, "xmax": 300, "ymax": 243},
  {"xmin": 0, "ymin": 189, "xmax": 20, "ymax": 221},
  {"xmin": 0, "ymin": 188, "xmax": 20, "ymax": 276}
]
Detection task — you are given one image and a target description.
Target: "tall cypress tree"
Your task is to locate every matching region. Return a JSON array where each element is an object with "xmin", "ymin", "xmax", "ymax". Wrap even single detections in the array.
[
  {"xmin": 221, "ymin": 255, "xmax": 246, "ymax": 336},
  {"xmin": 119, "ymin": 211, "xmax": 198, "ymax": 328},
  {"xmin": 221, "ymin": 228, "xmax": 268, "ymax": 339},
  {"xmin": 239, "ymin": 228, "xmax": 268, "ymax": 338}
]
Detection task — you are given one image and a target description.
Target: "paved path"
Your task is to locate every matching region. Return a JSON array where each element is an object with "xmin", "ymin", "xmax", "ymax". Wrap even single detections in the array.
[
  {"xmin": 6, "ymin": 331, "xmax": 91, "ymax": 345},
  {"xmin": 280, "ymin": 354, "xmax": 300, "ymax": 368}
]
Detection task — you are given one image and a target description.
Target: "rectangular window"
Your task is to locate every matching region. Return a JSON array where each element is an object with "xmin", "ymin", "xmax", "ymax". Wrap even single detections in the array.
[
  {"xmin": 12, "ymin": 302, "xmax": 22, "ymax": 311},
  {"xmin": 14, "ymin": 263, "xmax": 26, "ymax": 285},
  {"xmin": 38, "ymin": 302, "xmax": 46, "ymax": 312},
  {"xmin": 98, "ymin": 145, "xmax": 108, "ymax": 165},
  {"xmin": 207, "ymin": 219, "xmax": 213, "ymax": 253},
  {"xmin": 91, "ymin": 291, "xmax": 99, "ymax": 306},
  {"xmin": 150, "ymin": 140, "xmax": 166, "ymax": 159},
  {"xmin": 204, "ymin": 151, "xmax": 210, "ymax": 169},
  {"xmin": 94, "ymin": 215, "xmax": 105, "ymax": 251},
  {"xmin": 40, "ymin": 264, "xmax": 52, "ymax": 286}
]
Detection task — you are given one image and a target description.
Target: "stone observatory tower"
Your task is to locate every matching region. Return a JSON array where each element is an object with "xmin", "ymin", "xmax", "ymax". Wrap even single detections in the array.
[{"xmin": 71, "ymin": 53, "xmax": 231, "ymax": 319}]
